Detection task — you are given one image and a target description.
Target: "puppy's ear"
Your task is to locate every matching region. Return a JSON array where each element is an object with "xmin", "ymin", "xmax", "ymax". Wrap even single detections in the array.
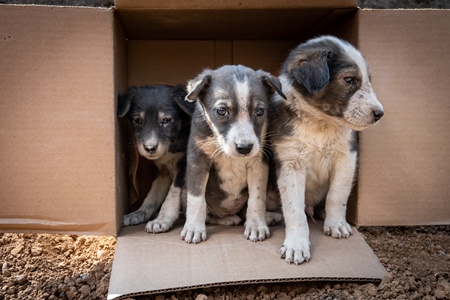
[
  {"xmin": 259, "ymin": 72, "xmax": 287, "ymax": 100},
  {"xmin": 290, "ymin": 49, "xmax": 331, "ymax": 94},
  {"xmin": 172, "ymin": 84, "xmax": 195, "ymax": 116},
  {"xmin": 185, "ymin": 69, "xmax": 213, "ymax": 102},
  {"xmin": 117, "ymin": 87, "xmax": 137, "ymax": 118}
]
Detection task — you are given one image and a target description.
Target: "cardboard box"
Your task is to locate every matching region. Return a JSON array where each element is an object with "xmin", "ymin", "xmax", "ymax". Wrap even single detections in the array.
[{"xmin": 1, "ymin": 1, "xmax": 449, "ymax": 298}]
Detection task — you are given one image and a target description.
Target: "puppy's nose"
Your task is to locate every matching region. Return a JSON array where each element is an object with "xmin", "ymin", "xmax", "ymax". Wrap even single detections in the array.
[
  {"xmin": 144, "ymin": 144, "xmax": 158, "ymax": 154},
  {"xmin": 373, "ymin": 109, "xmax": 384, "ymax": 122},
  {"xmin": 236, "ymin": 143, "xmax": 253, "ymax": 155}
]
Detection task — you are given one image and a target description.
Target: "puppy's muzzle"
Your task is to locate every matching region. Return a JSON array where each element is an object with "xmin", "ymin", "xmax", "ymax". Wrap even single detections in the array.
[
  {"xmin": 144, "ymin": 144, "xmax": 158, "ymax": 154},
  {"xmin": 236, "ymin": 143, "xmax": 253, "ymax": 155}
]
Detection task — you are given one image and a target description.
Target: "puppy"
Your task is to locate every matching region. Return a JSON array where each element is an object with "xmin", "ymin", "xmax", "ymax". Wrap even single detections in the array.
[
  {"xmin": 118, "ymin": 84, "xmax": 194, "ymax": 233},
  {"xmin": 179, "ymin": 65, "xmax": 286, "ymax": 244},
  {"xmin": 269, "ymin": 36, "xmax": 384, "ymax": 264}
]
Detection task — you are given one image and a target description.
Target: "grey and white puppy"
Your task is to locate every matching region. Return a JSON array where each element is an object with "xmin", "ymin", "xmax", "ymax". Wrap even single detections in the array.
[
  {"xmin": 270, "ymin": 36, "xmax": 384, "ymax": 264},
  {"xmin": 118, "ymin": 84, "xmax": 194, "ymax": 233},
  {"xmin": 179, "ymin": 65, "xmax": 286, "ymax": 244}
]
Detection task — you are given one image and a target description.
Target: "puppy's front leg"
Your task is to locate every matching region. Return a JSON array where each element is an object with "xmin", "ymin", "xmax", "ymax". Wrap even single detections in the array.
[
  {"xmin": 180, "ymin": 154, "xmax": 210, "ymax": 244},
  {"xmin": 324, "ymin": 151, "xmax": 356, "ymax": 238},
  {"xmin": 122, "ymin": 175, "xmax": 171, "ymax": 226},
  {"xmin": 145, "ymin": 179, "xmax": 181, "ymax": 233},
  {"xmin": 244, "ymin": 158, "xmax": 270, "ymax": 242},
  {"xmin": 277, "ymin": 161, "xmax": 310, "ymax": 264}
]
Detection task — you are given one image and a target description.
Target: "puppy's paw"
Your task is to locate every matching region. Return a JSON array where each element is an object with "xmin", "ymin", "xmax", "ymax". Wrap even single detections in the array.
[
  {"xmin": 324, "ymin": 216, "xmax": 353, "ymax": 239},
  {"xmin": 279, "ymin": 236, "xmax": 311, "ymax": 265},
  {"xmin": 145, "ymin": 218, "xmax": 171, "ymax": 233},
  {"xmin": 244, "ymin": 220, "xmax": 270, "ymax": 242},
  {"xmin": 180, "ymin": 222, "xmax": 207, "ymax": 244},
  {"xmin": 122, "ymin": 210, "xmax": 151, "ymax": 227},
  {"xmin": 265, "ymin": 211, "xmax": 283, "ymax": 226}
]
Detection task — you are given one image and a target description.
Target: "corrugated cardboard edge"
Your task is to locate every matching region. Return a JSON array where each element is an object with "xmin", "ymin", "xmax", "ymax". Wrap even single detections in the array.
[{"xmin": 109, "ymin": 277, "xmax": 382, "ymax": 300}]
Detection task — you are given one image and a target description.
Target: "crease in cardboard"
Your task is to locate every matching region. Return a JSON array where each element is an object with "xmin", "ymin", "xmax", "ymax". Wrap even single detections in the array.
[{"xmin": 0, "ymin": 218, "xmax": 111, "ymax": 234}]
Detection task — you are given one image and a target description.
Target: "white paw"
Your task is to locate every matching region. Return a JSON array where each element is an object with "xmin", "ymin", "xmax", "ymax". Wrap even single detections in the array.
[
  {"xmin": 324, "ymin": 216, "xmax": 353, "ymax": 239},
  {"xmin": 279, "ymin": 235, "xmax": 311, "ymax": 265},
  {"xmin": 122, "ymin": 209, "xmax": 152, "ymax": 227},
  {"xmin": 180, "ymin": 221, "xmax": 207, "ymax": 244},
  {"xmin": 244, "ymin": 220, "xmax": 270, "ymax": 242},
  {"xmin": 145, "ymin": 218, "xmax": 171, "ymax": 233},
  {"xmin": 265, "ymin": 211, "xmax": 283, "ymax": 226}
]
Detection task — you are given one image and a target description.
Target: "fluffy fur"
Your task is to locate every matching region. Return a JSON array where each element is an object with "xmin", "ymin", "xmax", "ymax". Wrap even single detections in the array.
[
  {"xmin": 118, "ymin": 84, "xmax": 194, "ymax": 233},
  {"xmin": 269, "ymin": 36, "xmax": 384, "ymax": 264},
  {"xmin": 179, "ymin": 65, "xmax": 286, "ymax": 244}
]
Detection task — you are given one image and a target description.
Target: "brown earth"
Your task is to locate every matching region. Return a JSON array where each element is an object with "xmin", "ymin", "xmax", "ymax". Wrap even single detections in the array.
[{"xmin": 1, "ymin": 225, "xmax": 449, "ymax": 300}]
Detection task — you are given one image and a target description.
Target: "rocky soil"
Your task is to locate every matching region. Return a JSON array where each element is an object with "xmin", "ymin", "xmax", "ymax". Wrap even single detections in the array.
[{"xmin": 1, "ymin": 225, "xmax": 449, "ymax": 299}]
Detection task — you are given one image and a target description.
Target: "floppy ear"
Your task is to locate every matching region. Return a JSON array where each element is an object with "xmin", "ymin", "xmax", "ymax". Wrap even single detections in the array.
[
  {"xmin": 172, "ymin": 84, "xmax": 195, "ymax": 116},
  {"xmin": 259, "ymin": 72, "xmax": 287, "ymax": 100},
  {"xmin": 291, "ymin": 49, "xmax": 331, "ymax": 94},
  {"xmin": 185, "ymin": 69, "xmax": 213, "ymax": 102},
  {"xmin": 117, "ymin": 87, "xmax": 137, "ymax": 118}
]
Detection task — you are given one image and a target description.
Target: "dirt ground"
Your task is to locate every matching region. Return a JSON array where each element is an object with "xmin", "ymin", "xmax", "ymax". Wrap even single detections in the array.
[{"xmin": 1, "ymin": 225, "xmax": 449, "ymax": 300}]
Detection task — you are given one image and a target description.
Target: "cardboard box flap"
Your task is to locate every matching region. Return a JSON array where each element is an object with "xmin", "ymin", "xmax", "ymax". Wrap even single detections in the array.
[
  {"xmin": 353, "ymin": 9, "xmax": 450, "ymax": 226},
  {"xmin": 0, "ymin": 5, "xmax": 118, "ymax": 235},
  {"xmin": 108, "ymin": 221, "xmax": 386, "ymax": 299},
  {"xmin": 115, "ymin": 0, "xmax": 357, "ymax": 40}
]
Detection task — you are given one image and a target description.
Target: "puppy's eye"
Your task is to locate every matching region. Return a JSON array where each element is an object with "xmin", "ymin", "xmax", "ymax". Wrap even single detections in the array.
[
  {"xmin": 133, "ymin": 117, "xmax": 143, "ymax": 125},
  {"xmin": 160, "ymin": 117, "xmax": 172, "ymax": 126},
  {"xmin": 216, "ymin": 107, "xmax": 228, "ymax": 117},
  {"xmin": 255, "ymin": 108, "xmax": 265, "ymax": 117},
  {"xmin": 344, "ymin": 77, "xmax": 355, "ymax": 85}
]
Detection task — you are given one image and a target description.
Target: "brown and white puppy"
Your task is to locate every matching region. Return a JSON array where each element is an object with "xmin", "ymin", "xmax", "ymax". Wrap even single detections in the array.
[
  {"xmin": 269, "ymin": 36, "xmax": 384, "ymax": 264},
  {"xmin": 179, "ymin": 65, "xmax": 286, "ymax": 244},
  {"xmin": 118, "ymin": 84, "xmax": 194, "ymax": 233}
]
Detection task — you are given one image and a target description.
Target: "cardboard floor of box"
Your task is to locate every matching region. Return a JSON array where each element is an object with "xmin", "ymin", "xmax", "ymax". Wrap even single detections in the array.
[{"xmin": 108, "ymin": 220, "xmax": 386, "ymax": 299}]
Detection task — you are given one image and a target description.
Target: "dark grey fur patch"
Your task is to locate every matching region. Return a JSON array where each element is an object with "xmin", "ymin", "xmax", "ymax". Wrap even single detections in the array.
[{"xmin": 282, "ymin": 38, "xmax": 363, "ymax": 119}]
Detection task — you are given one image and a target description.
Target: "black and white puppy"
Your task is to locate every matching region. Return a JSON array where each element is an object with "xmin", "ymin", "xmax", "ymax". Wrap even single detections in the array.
[
  {"xmin": 180, "ymin": 65, "xmax": 286, "ymax": 244},
  {"xmin": 270, "ymin": 36, "xmax": 384, "ymax": 264},
  {"xmin": 118, "ymin": 84, "xmax": 194, "ymax": 233}
]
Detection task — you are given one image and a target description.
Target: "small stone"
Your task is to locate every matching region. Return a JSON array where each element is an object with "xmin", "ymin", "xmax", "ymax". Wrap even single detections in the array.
[
  {"xmin": 31, "ymin": 247, "xmax": 42, "ymax": 256},
  {"xmin": 65, "ymin": 286, "xmax": 78, "ymax": 300},
  {"xmin": 2, "ymin": 269, "xmax": 11, "ymax": 277},
  {"xmin": 97, "ymin": 249, "xmax": 107, "ymax": 259},
  {"xmin": 12, "ymin": 275, "xmax": 27, "ymax": 285},
  {"xmin": 10, "ymin": 244, "xmax": 25, "ymax": 256},
  {"xmin": 435, "ymin": 281, "xmax": 450, "ymax": 299},
  {"xmin": 2, "ymin": 262, "xmax": 8, "ymax": 270},
  {"xmin": 25, "ymin": 264, "xmax": 37, "ymax": 272},
  {"xmin": 79, "ymin": 285, "xmax": 91, "ymax": 296},
  {"xmin": 6, "ymin": 286, "xmax": 16, "ymax": 294},
  {"xmin": 195, "ymin": 294, "xmax": 208, "ymax": 300},
  {"xmin": 366, "ymin": 285, "xmax": 377, "ymax": 297},
  {"xmin": 59, "ymin": 284, "xmax": 69, "ymax": 292},
  {"xmin": 256, "ymin": 285, "xmax": 268, "ymax": 293}
]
